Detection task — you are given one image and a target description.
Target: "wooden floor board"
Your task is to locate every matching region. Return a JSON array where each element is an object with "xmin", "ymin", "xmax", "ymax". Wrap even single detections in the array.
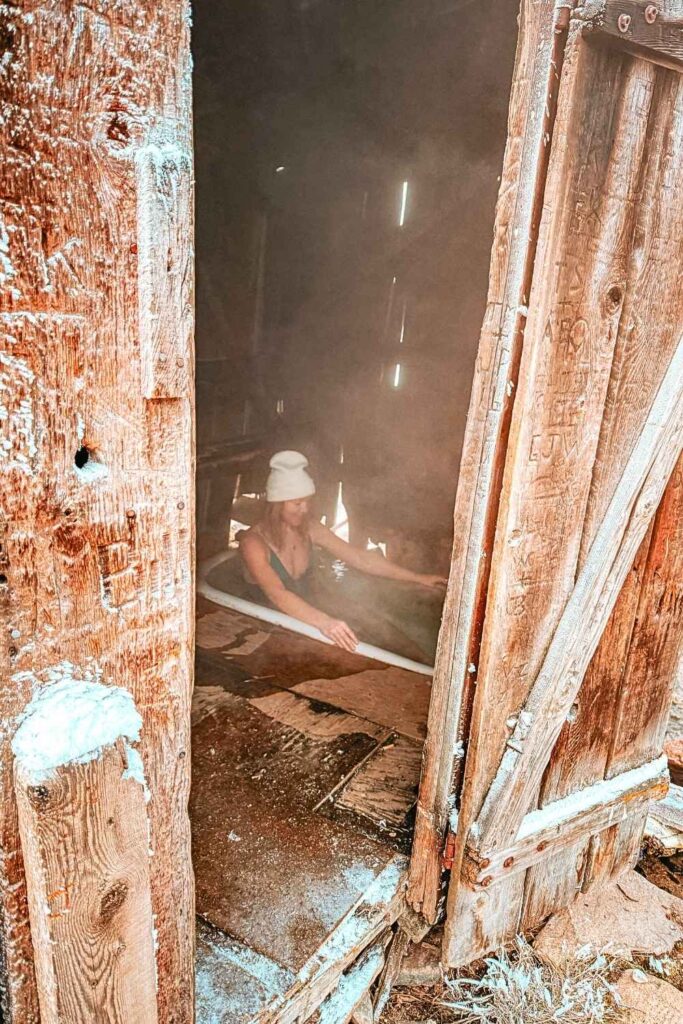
[
  {"xmin": 195, "ymin": 918, "xmax": 294, "ymax": 1024},
  {"xmin": 292, "ymin": 669, "xmax": 431, "ymax": 742},
  {"xmin": 335, "ymin": 735, "xmax": 424, "ymax": 828},
  {"xmin": 192, "ymin": 599, "xmax": 428, "ymax": 998},
  {"xmin": 191, "ymin": 686, "xmax": 394, "ymax": 971}
]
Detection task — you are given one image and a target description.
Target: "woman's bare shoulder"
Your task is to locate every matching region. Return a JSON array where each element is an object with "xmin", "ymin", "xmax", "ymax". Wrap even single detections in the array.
[{"xmin": 239, "ymin": 526, "xmax": 268, "ymax": 555}]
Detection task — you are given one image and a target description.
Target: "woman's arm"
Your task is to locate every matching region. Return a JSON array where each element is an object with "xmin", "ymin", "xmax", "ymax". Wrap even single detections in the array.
[
  {"xmin": 309, "ymin": 520, "xmax": 447, "ymax": 587},
  {"xmin": 239, "ymin": 531, "xmax": 359, "ymax": 651}
]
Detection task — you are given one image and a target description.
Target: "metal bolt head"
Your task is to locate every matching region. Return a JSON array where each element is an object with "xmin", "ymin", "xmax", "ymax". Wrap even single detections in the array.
[
  {"xmin": 617, "ymin": 13, "xmax": 631, "ymax": 32},
  {"xmin": 644, "ymin": 4, "xmax": 658, "ymax": 23}
]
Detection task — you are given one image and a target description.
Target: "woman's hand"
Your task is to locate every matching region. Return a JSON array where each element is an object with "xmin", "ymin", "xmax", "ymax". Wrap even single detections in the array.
[
  {"xmin": 320, "ymin": 616, "xmax": 359, "ymax": 652},
  {"xmin": 416, "ymin": 573, "xmax": 448, "ymax": 589}
]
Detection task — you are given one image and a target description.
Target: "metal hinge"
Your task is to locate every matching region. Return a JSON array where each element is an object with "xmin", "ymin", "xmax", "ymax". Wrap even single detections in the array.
[{"xmin": 441, "ymin": 831, "xmax": 457, "ymax": 871}]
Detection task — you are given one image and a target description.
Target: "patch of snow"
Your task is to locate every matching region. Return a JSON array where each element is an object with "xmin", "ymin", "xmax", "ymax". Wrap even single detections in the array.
[
  {"xmin": 318, "ymin": 942, "xmax": 384, "ymax": 1024},
  {"xmin": 12, "ymin": 663, "xmax": 143, "ymax": 783},
  {"xmin": 0, "ymin": 216, "xmax": 19, "ymax": 294},
  {"xmin": 518, "ymin": 755, "xmax": 668, "ymax": 841},
  {"xmin": 75, "ymin": 457, "xmax": 108, "ymax": 484},
  {"xmin": 122, "ymin": 743, "xmax": 150, "ymax": 802},
  {"xmin": 195, "ymin": 920, "xmax": 292, "ymax": 1024},
  {"xmin": 0, "ymin": 352, "xmax": 37, "ymax": 473}
]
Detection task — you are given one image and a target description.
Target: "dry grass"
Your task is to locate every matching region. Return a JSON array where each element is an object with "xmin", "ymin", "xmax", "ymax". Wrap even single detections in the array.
[
  {"xmin": 440, "ymin": 938, "xmax": 622, "ymax": 1024},
  {"xmin": 381, "ymin": 939, "xmax": 625, "ymax": 1023}
]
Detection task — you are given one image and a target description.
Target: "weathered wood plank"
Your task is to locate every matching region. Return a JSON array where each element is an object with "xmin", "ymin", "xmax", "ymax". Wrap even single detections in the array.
[
  {"xmin": 607, "ymin": 454, "xmax": 683, "ymax": 777},
  {"xmin": 15, "ymin": 742, "xmax": 157, "ymax": 1024},
  {"xmin": 474, "ymin": 334, "xmax": 683, "ymax": 851},
  {"xmin": 585, "ymin": 0, "xmax": 683, "ymax": 74},
  {"xmin": 372, "ymin": 927, "xmax": 410, "ymax": 1021},
  {"xmin": 350, "ymin": 993, "xmax": 374, "ymax": 1024},
  {"xmin": 444, "ymin": 20, "xmax": 665, "ymax": 962},
  {"xmin": 525, "ymin": 61, "xmax": 683, "ymax": 922},
  {"xmin": 336, "ymin": 737, "xmax": 423, "ymax": 828},
  {"xmin": 191, "ymin": 684, "xmax": 395, "ymax": 975},
  {"xmin": 408, "ymin": 0, "xmax": 572, "ymax": 924},
  {"xmin": 0, "ymin": 3, "xmax": 195, "ymax": 1019},
  {"xmin": 466, "ymin": 755, "xmax": 668, "ymax": 886},
  {"xmin": 261, "ymin": 857, "xmax": 407, "ymax": 1024},
  {"xmin": 317, "ymin": 937, "xmax": 388, "ymax": 1024}
]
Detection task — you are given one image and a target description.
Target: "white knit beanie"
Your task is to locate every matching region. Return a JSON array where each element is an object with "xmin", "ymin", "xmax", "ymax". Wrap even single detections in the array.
[{"xmin": 266, "ymin": 451, "xmax": 316, "ymax": 503}]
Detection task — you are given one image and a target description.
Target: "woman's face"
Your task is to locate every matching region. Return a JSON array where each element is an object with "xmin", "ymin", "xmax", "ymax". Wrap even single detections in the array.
[{"xmin": 282, "ymin": 498, "xmax": 310, "ymax": 528}]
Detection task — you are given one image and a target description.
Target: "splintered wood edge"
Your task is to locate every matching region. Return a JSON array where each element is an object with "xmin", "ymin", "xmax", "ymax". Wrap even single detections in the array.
[{"xmin": 259, "ymin": 856, "xmax": 408, "ymax": 1024}]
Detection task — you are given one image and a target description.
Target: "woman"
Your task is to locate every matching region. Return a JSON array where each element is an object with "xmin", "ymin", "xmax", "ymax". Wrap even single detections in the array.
[{"xmin": 239, "ymin": 451, "xmax": 447, "ymax": 652}]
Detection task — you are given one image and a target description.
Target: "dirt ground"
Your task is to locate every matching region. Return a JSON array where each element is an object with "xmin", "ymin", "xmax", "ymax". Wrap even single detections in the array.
[{"xmin": 381, "ymin": 845, "xmax": 683, "ymax": 1022}]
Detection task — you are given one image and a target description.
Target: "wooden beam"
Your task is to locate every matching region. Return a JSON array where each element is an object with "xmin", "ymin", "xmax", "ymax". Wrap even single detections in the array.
[
  {"xmin": 372, "ymin": 928, "xmax": 410, "ymax": 1020},
  {"xmin": 13, "ymin": 681, "xmax": 157, "ymax": 1024},
  {"xmin": 350, "ymin": 994, "xmax": 374, "ymax": 1024},
  {"xmin": 407, "ymin": 0, "xmax": 573, "ymax": 923},
  {"xmin": 0, "ymin": 3, "xmax": 195, "ymax": 1018},
  {"xmin": 474, "ymin": 337, "xmax": 683, "ymax": 851},
  {"xmin": 466, "ymin": 755, "xmax": 668, "ymax": 886},
  {"xmin": 584, "ymin": 0, "xmax": 683, "ymax": 74},
  {"xmin": 264, "ymin": 856, "xmax": 407, "ymax": 1024},
  {"xmin": 317, "ymin": 935, "xmax": 389, "ymax": 1024}
]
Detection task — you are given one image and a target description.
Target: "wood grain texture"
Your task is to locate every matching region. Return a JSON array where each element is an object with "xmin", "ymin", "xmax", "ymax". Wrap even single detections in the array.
[
  {"xmin": 586, "ymin": 0, "xmax": 683, "ymax": 74},
  {"xmin": 373, "ymin": 928, "xmax": 410, "ymax": 1021},
  {"xmin": 336, "ymin": 737, "xmax": 423, "ymax": 828},
  {"xmin": 445, "ymin": 21, "xmax": 647, "ymax": 962},
  {"xmin": 408, "ymin": 0, "xmax": 571, "ymax": 924},
  {"xmin": 467, "ymin": 756, "xmax": 668, "ymax": 886},
  {"xmin": 445, "ymin": 13, "xmax": 683, "ymax": 963},
  {"xmin": 15, "ymin": 744, "xmax": 157, "ymax": 1024},
  {"xmin": 476, "ymin": 334, "xmax": 683, "ymax": 849},
  {"xmin": 607, "ymin": 455, "xmax": 683, "ymax": 775},
  {"xmin": 524, "ymin": 62, "xmax": 683, "ymax": 921},
  {"xmin": 0, "ymin": 4, "xmax": 195, "ymax": 1020}
]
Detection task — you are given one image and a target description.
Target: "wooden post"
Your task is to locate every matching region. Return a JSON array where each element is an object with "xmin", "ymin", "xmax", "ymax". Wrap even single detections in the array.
[
  {"xmin": 12, "ymin": 676, "xmax": 158, "ymax": 1024},
  {"xmin": 0, "ymin": 3, "xmax": 195, "ymax": 1019}
]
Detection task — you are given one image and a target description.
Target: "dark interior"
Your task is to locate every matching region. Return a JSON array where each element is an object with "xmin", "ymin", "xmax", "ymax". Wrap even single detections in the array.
[
  {"xmin": 194, "ymin": 0, "xmax": 518, "ymax": 570},
  {"xmin": 191, "ymin": 1, "xmax": 519, "ymax": 1010}
]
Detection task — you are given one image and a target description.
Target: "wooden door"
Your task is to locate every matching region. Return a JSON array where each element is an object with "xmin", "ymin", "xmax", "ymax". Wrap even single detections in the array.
[
  {"xmin": 408, "ymin": 0, "xmax": 683, "ymax": 964},
  {"xmin": 0, "ymin": 3, "xmax": 195, "ymax": 1020}
]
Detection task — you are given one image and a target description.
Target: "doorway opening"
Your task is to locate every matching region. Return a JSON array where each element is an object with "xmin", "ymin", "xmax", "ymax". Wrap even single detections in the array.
[{"xmin": 191, "ymin": 0, "xmax": 518, "ymax": 1016}]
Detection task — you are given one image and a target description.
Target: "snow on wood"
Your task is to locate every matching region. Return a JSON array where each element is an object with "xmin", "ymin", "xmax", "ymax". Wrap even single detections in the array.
[
  {"xmin": 15, "ymin": 714, "xmax": 158, "ymax": 1023},
  {"xmin": 0, "ymin": 1, "xmax": 195, "ymax": 1018},
  {"xmin": 12, "ymin": 665, "xmax": 143, "ymax": 784}
]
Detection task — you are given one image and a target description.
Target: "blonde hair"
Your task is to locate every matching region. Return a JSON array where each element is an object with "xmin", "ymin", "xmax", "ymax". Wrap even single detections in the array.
[{"xmin": 259, "ymin": 500, "xmax": 310, "ymax": 553}]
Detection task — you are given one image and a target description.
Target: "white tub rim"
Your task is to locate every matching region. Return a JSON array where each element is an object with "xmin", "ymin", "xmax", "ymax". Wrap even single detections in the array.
[{"xmin": 197, "ymin": 549, "xmax": 434, "ymax": 677}]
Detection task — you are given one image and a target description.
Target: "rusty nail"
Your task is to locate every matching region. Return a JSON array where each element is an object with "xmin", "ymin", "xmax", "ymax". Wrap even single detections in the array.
[
  {"xmin": 126, "ymin": 508, "xmax": 136, "ymax": 519},
  {"xmin": 644, "ymin": 4, "xmax": 658, "ymax": 23},
  {"xmin": 480, "ymin": 857, "xmax": 490, "ymax": 869},
  {"xmin": 481, "ymin": 875, "xmax": 493, "ymax": 888},
  {"xmin": 177, "ymin": 501, "xmax": 185, "ymax": 510},
  {"xmin": 537, "ymin": 841, "xmax": 548, "ymax": 852},
  {"xmin": 617, "ymin": 13, "xmax": 631, "ymax": 32},
  {"xmin": 503, "ymin": 856, "xmax": 515, "ymax": 868},
  {"xmin": 176, "ymin": 357, "xmax": 184, "ymax": 368},
  {"xmin": 130, "ymin": 243, "xmax": 138, "ymax": 255}
]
